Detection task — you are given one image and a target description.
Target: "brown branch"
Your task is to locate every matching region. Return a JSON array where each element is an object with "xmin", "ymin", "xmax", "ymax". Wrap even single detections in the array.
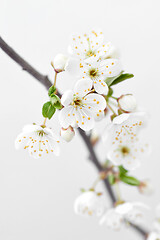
[
  {"xmin": 0, "ymin": 36, "xmax": 148, "ymax": 239},
  {"xmin": 0, "ymin": 37, "xmax": 52, "ymax": 90}
]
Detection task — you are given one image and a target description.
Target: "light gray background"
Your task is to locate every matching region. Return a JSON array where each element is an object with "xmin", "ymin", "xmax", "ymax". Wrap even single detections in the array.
[{"xmin": 0, "ymin": 0, "xmax": 160, "ymax": 239}]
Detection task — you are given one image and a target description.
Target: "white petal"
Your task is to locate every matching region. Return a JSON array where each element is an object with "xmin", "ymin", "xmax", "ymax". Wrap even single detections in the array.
[
  {"xmin": 123, "ymin": 157, "xmax": 141, "ymax": 171},
  {"xmin": 22, "ymin": 124, "xmax": 41, "ymax": 133},
  {"xmin": 65, "ymin": 57, "xmax": 83, "ymax": 76},
  {"xmin": 84, "ymin": 93, "xmax": 106, "ymax": 112},
  {"xmin": 94, "ymin": 79, "xmax": 108, "ymax": 95},
  {"xmin": 113, "ymin": 113, "xmax": 129, "ymax": 125},
  {"xmin": 100, "ymin": 209, "xmax": 123, "ymax": 230},
  {"xmin": 75, "ymin": 108, "xmax": 95, "ymax": 131},
  {"xmin": 98, "ymin": 59, "xmax": 122, "ymax": 78},
  {"xmin": 147, "ymin": 232, "xmax": 160, "ymax": 240},
  {"xmin": 107, "ymin": 148, "xmax": 123, "ymax": 166},
  {"xmin": 61, "ymin": 90, "xmax": 74, "ymax": 107},
  {"xmin": 115, "ymin": 203, "xmax": 133, "ymax": 215},
  {"xmin": 74, "ymin": 79, "xmax": 92, "ymax": 97},
  {"xmin": 59, "ymin": 106, "xmax": 75, "ymax": 128},
  {"xmin": 94, "ymin": 110, "xmax": 104, "ymax": 121}
]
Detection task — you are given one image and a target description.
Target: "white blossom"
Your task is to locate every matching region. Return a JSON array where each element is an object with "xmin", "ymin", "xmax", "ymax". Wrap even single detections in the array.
[
  {"xmin": 53, "ymin": 53, "xmax": 68, "ymax": 72},
  {"xmin": 74, "ymin": 191, "xmax": 106, "ymax": 217},
  {"xmin": 68, "ymin": 30, "xmax": 118, "ymax": 62},
  {"xmin": 103, "ymin": 112, "xmax": 149, "ymax": 170},
  {"xmin": 147, "ymin": 232, "xmax": 160, "ymax": 240},
  {"xmin": 15, "ymin": 124, "xmax": 60, "ymax": 158},
  {"xmin": 118, "ymin": 94, "xmax": 137, "ymax": 112},
  {"xmin": 59, "ymin": 79, "xmax": 106, "ymax": 131},
  {"xmin": 100, "ymin": 201, "xmax": 149, "ymax": 230},
  {"xmin": 103, "ymin": 112, "xmax": 147, "ymax": 143},
  {"xmin": 79, "ymin": 59, "xmax": 122, "ymax": 95},
  {"xmin": 60, "ymin": 126, "xmax": 75, "ymax": 142},
  {"xmin": 100, "ymin": 208, "xmax": 123, "ymax": 230}
]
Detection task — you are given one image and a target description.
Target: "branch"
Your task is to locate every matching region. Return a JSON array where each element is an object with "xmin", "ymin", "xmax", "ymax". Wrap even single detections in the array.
[
  {"xmin": 0, "ymin": 37, "xmax": 52, "ymax": 90},
  {"xmin": 0, "ymin": 36, "xmax": 148, "ymax": 239}
]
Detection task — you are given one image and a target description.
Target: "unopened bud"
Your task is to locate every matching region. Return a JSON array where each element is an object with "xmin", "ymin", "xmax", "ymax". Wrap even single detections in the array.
[
  {"xmin": 118, "ymin": 94, "xmax": 137, "ymax": 112},
  {"xmin": 60, "ymin": 126, "xmax": 75, "ymax": 142},
  {"xmin": 138, "ymin": 180, "xmax": 153, "ymax": 195},
  {"xmin": 53, "ymin": 54, "xmax": 68, "ymax": 73}
]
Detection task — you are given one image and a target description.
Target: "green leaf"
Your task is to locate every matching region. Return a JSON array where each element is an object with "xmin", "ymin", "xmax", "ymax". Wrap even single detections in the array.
[
  {"xmin": 54, "ymin": 101, "xmax": 62, "ymax": 109},
  {"xmin": 120, "ymin": 174, "xmax": 140, "ymax": 186},
  {"xmin": 107, "ymin": 88, "xmax": 113, "ymax": 97},
  {"xmin": 48, "ymin": 86, "xmax": 56, "ymax": 96},
  {"xmin": 110, "ymin": 73, "xmax": 134, "ymax": 86},
  {"xmin": 50, "ymin": 94, "xmax": 62, "ymax": 109},
  {"xmin": 105, "ymin": 71, "xmax": 124, "ymax": 86},
  {"xmin": 42, "ymin": 101, "xmax": 56, "ymax": 119},
  {"xmin": 119, "ymin": 165, "xmax": 128, "ymax": 175},
  {"xmin": 108, "ymin": 174, "xmax": 116, "ymax": 185}
]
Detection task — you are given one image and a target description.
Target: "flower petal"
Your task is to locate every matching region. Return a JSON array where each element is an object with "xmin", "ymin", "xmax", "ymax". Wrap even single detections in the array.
[
  {"xmin": 94, "ymin": 79, "xmax": 108, "ymax": 95},
  {"xmin": 75, "ymin": 107, "xmax": 95, "ymax": 131},
  {"xmin": 84, "ymin": 93, "xmax": 106, "ymax": 112},
  {"xmin": 98, "ymin": 59, "xmax": 122, "ymax": 78},
  {"xmin": 74, "ymin": 79, "xmax": 92, "ymax": 97},
  {"xmin": 59, "ymin": 106, "xmax": 75, "ymax": 128},
  {"xmin": 61, "ymin": 90, "xmax": 74, "ymax": 107}
]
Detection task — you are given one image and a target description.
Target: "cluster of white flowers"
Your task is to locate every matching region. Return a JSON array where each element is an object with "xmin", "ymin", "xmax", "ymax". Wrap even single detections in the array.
[
  {"xmin": 103, "ymin": 112, "xmax": 150, "ymax": 171},
  {"xmin": 14, "ymin": 29, "xmax": 154, "ymax": 238},
  {"xmin": 74, "ymin": 191, "xmax": 149, "ymax": 231}
]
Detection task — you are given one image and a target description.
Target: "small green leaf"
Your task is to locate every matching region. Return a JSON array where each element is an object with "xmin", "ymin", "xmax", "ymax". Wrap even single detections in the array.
[
  {"xmin": 105, "ymin": 71, "xmax": 124, "ymax": 86},
  {"xmin": 48, "ymin": 86, "xmax": 56, "ymax": 96},
  {"xmin": 119, "ymin": 165, "xmax": 128, "ymax": 174},
  {"xmin": 120, "ymin": 174, "xmax": 140, "ymax": 186},
  {"xmin": 110, "ymin": 73, "xmax": 134, "ymax": 86},
  {"xmin": 108, "ymin": 88, "xmax": 113, "ymax": 97},
  {"xmin": 54, "ymin": 101, "xmax": 62, "ymax": 109},
  {"xmin": 50, "ymin": 94, "xmax": 62, "ymax": 109},
  {"xmin": 42, "ymin": 101, "xmax": 56, "ymax": 120},
  {"xmin": 108, "ymin": 174, "xmax": 116, "ymax": 185}
]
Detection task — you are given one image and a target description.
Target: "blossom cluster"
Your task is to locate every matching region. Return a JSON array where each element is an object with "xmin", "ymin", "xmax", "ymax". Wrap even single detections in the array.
[{"xmin": 14, "ymin": 29, "xmax": 155, "ymax": 238}]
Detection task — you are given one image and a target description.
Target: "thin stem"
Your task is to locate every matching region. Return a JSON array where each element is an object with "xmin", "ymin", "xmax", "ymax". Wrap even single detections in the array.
[
  {"xmin": 115, "ymin": 183, "xmax": 121, "ymax": 202},
  {"xmin": 106, "ymin": 102, "xmax": 116, "ymax": 115},
  {"xmin": 92, "ymin": 176, "xmax": 101, "ymax": 189},
  {"xmin": 43, "ymin": 118, "xmax": 47, "ymax": 126},
  {"xmin": 111, "ymin": 96, "xmax": 118, "ymax": 100},
  {"xmin": 54, "ymin": 72, "xmax": 57, "ymax": 86},
  {"xmin": 0, "ymin": 36, "xmax": 148, "ymax": 239}
]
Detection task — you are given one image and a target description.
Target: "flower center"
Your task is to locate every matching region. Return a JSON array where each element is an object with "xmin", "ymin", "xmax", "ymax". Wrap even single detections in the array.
[
  {"xmin": 37, "ymin": 130, "xmax": 46, "ymax": 137},
  {"xmin": 86, "ymin": 50, "xmax": 95, "ymax": 57},
  {"xmin": 72, "ymin": 97, "xmax": 82, "ymax": 107},
  {"xmin": 121, "ymin": 146, "xmax": 130, "ymax": 156},
  {"xmin": 88, "ymin": 68, "xmax": 99, "ymax": 78}
]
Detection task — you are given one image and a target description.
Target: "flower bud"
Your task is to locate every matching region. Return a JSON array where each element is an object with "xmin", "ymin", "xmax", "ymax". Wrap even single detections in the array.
[
  {"xmin": 60, "ymin": 126, "xmax": 75, "ymax": 142},
  {"xmin": 138, "ymin": 180, "xmax": 153, "ymax": 195},
  {"xmin": 53, "ymin": 54, "xmax": 68, "ymax": 73},
  {"xmin": 118, "ymin": 94, "xmax": 137, "ymax": 112}
]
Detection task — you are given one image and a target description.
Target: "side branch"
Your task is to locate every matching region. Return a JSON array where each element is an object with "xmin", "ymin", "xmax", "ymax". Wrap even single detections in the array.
[
  {"xmin": 78, "ymin": 128, "xmax": 116, "ymax": 204},
  {"xmin": 0, "ymin": 36, "xmax": 52, "ymax": 90}
]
